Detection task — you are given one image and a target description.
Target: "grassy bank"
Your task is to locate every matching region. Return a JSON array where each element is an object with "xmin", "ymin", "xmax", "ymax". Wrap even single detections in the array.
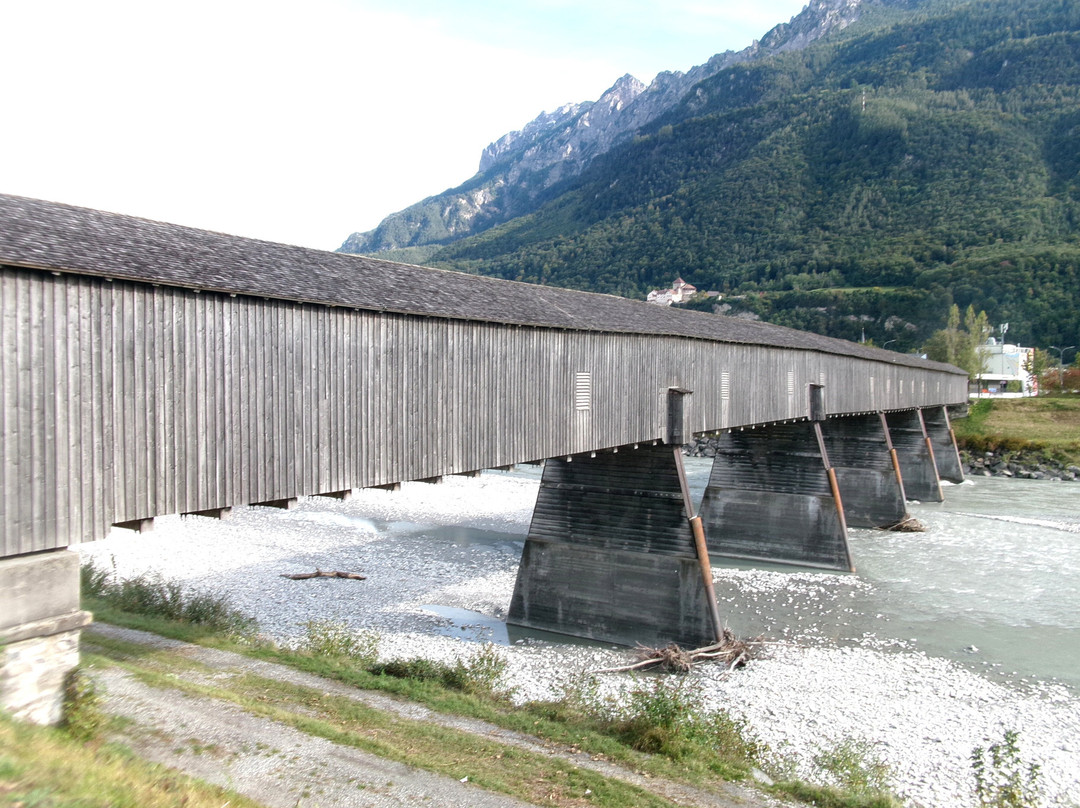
[
  {"xmin": 75, "ymin": 564, "xmax": 906, "ymax": 808},
  {"xmin": 954, "ymin": 396, "xmax": 1080, "ymax": 466},
  {"xmin": 0, "ymin": 710, "xmax": 262, "ymax": 808}
]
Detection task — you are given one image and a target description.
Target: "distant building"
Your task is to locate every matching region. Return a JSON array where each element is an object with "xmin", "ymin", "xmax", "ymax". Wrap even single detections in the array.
[
  {"xmin": 647, "ymin": 277, "xmax": 698, "ymax": 306},
  {"xmin": 671, "ymin": 278, "xmax": 697, "ymax": 302},
  {"xmin": 972, "ymin": 339, "xmax": 1036, "ymax": 397}
]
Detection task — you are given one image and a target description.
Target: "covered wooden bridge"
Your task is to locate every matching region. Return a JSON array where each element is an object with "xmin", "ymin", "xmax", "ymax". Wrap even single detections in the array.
[{"xmin": 0, "ymin": 194, "xmax": 968, "ymax": 722}]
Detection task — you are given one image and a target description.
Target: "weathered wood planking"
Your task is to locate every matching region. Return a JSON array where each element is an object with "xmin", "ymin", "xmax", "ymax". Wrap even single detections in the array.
[
  {"xmin": 2, "ymin": 264, "xmax": 967, "ymax": 556},
  {"xmin": 0, "ymin": 195, "xmax": 968, "ymax": 557}
]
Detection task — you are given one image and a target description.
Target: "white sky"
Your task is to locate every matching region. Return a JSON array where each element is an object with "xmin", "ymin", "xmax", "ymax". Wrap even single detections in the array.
[{"xmin": 1, "ymin": 0, "xmax": 808, "ymax": 250}]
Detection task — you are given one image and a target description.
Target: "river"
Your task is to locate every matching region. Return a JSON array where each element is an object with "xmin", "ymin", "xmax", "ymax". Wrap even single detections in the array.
[
  {"xmin": 409, "ymin": 459, "xmax": 1080, "ymax": 693},
  {"xmin": 679, "ymin": 461, "xmax": 1080, "ymax": 692}
]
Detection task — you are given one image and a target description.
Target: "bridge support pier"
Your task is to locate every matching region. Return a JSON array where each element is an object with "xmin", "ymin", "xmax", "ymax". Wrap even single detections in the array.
[
  {"xmin": 885, "ymin": 409, "xmax": 944, "ymax": 501},
  {"xmin": 821, "ymin": 413, "xmax": 909, "ymax": 528},
  {"xmin": 507, "ymin": 444, "xmax": 715, "ymax": 648},
  {"xmin": 923, "ymin": 406, "xmax": 965, "ymax": 484},
  {"xmin": 698, "ymin": 421, "xmax": 854, "ymax": 571},
  {"xmin": 0, "ymin": 550, "xmax": 92, "ymax": 725}
]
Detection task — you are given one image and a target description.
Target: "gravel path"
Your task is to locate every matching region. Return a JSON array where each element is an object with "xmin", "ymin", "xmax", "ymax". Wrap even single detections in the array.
[
  {"xmin": 80, "ymin": 472, "xmax": 1080, "ymax": 808},
  {"xmin": 86, "ymin": 623, "xmax": 778, "ymax": 808},
  {"xmin": 90, "ymin": 652, "xmax": 537, "ymax": 807}
]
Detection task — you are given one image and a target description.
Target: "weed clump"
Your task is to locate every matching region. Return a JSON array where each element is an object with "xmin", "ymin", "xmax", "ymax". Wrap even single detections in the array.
[
  {"xmin": 80, "ymin": 559, "xmax": 256, "ymax": 637},
  {"xmin": 771, "ymin": 737, "xmax": 902, "ymax": 807},
  {"xmin": 300, "ymin": 618, "xmax": 379, "ymax": 666},
  {"xmin": 527, "ymin": 673, "xmax": 764, "ymax": 780},
  {"xmin": 804, "ymin": 739, "xmax": 900, "ymax": 805},
  {"xmin": 370, "ymin": 643, "xmax": 509, "ymax": 697},
  {"xmin": 972, "ymin": 730, "xmax": 1041, "ymax": 808},
  {"xmin": 80, "ymin": 560, "xmax": 111, "ymax": 599},
  {"xmin": 611, "ymin": 679, "xmax": 764, "ymax": 765},
  {"xmin": 61, "ymin": 667, "xmax": 105, "ymax": 741}
]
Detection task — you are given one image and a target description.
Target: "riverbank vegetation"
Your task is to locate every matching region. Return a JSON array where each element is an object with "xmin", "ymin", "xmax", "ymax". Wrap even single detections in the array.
[
  {"xmin": 77, "ymin": 560, "xmax": 906, "ymax": 808},
  {"xmin": 955, "ymin": 397, "xmax": 1080, "ymax": 467}
]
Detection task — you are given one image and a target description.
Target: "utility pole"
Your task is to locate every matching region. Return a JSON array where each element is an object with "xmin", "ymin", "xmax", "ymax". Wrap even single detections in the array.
[{"xmin": 1050, "ymin": 345, "xmax": 1075, "ymax": 391}]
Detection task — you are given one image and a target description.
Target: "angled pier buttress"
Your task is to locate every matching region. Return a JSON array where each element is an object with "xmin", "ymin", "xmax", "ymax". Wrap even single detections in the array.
[
  {"xmin": 922, "ymin": 406, "xmax": 966, "ymax": 484},
  {"xmin": 821, "ymin": 413, "xmax": 909, "ymax": 528},
  {"xmin": 698, "ymin": 420, "xmax": 854, "ymax": 572},
  {"xmin": 885, "ymin": 409, "xmax": 945, "ymax": 502},
  {"xmin": 507, "ymin": 444, "xmax": 716, "ymax": 648}
]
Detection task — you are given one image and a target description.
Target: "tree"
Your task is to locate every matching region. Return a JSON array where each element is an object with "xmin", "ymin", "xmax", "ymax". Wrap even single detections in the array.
[
  {"xmin": 1023, "ymin": 347, "xmax": 1052, "ymax": 377},
  {"xmin": 960, "ymin": 306, "xmax": 991, "ymax": 382},
  {"xmin": 923, "ymin": 304, "xmax": 990, "ymax": 380},
  {"xmin": 1026, "ymin": 347, "xmax": 1060, "ymax": 393}
]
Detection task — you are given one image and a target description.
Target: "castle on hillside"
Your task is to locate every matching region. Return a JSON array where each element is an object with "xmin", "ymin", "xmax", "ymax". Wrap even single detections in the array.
[{"xmin": 646, "ymin": 277, "xmax": 697, "ymax": 306}]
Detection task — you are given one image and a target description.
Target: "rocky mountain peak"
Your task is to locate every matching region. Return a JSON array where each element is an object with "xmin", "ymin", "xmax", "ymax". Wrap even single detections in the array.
[
  {"xmin": 341, "ymin": 0, "xmax": 872, "ymax": 255},
  {"xmin": 598, "ymin": 73, "xmax": 647, "ymax": 111},
  {"xmin": 760, "ymin": 0, "xmax": 865, "ymax": 52}
]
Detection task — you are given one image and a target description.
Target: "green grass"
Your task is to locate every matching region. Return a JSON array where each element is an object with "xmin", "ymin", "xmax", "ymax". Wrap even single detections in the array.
[
  {"xmin": 0, "ymin": 710, "xmax": 262, "ymax": 808},
  {"xmin": 82, "ymin": 639, "xmax": 680, "ymax": 808},
  {"xmin": 81, "ymin": 566, "xmax": 906, "ymax": 808},
  {"xmin": 954, "ymin": 397, "xmax": 1080, "ymax": 465},
  {"xmin": 80, "ymin": 607, "xmax": 710, "ymax": 782}
]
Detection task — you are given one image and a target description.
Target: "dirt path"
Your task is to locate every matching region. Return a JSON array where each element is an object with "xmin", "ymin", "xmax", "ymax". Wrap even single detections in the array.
[
  {"xmin": 94, "ymin": 665, "xmax": 533, "ymax": 808},
  {"xmin": 85, "ymin": 624, "xmax": 780, "ymax": 808}
]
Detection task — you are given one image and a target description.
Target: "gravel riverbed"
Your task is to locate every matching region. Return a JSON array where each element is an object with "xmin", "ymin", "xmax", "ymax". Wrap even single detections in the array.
[{"xmin": 80, "ymin": 471, "xmax": 1080, "ymax": 808}]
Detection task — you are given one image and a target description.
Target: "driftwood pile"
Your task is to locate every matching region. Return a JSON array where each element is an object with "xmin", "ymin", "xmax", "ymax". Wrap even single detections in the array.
[
  {"xmin": 594, "ymin": 629, "xmax": 759, "ymax": 675},
  {"xmin": 881, "ymin": 516, "xmax": 926, "ymax": 532},
  {"xmin": 280, "ymin": 569, "xmax": 367, "ymax": 580}
]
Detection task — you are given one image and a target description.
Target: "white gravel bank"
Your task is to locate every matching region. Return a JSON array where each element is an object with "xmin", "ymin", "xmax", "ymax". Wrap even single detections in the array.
[{"xmin": 80, "ymin": 472, "xmax": 1080, "ymax": 808}]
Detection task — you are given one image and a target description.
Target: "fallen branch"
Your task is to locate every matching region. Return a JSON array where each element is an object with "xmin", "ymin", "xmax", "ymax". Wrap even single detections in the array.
[
  {"xmin": 726, "ymin": 651, "xmax": 747, "ymax": 673},
  {"xmin": 279, "ymin": 569, "xmax": 367, "ymax": 580},
  {"xmin": 592, "ymin": 630, "xmax": 760, "ymax": 675}
]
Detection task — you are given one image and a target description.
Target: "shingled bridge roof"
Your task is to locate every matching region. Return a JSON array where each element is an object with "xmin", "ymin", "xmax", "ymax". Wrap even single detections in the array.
[{"xmin": 0, "ymin": 194, "xmax": 964, "ymax": 376}]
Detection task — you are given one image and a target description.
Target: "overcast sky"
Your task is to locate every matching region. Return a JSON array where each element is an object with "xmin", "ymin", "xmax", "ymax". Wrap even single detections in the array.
[{"xmin": 2, "ymin": 0, "xmax": 808, "ymax": 251}]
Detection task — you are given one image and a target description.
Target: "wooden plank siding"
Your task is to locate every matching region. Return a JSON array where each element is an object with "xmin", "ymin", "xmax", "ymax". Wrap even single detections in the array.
[{"xmin": 2, "ymin": 264, "xmax": 967, "ymax": 556}]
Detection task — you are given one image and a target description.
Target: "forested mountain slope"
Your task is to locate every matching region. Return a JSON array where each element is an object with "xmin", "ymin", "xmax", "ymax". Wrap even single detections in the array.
[
  {"xmin": 339, "ymin": 0, "xmax": 871, "ymax": 258},
  {"xmin": 349, "ymin": 0, "xmax": 1080, "ymax": 351}
]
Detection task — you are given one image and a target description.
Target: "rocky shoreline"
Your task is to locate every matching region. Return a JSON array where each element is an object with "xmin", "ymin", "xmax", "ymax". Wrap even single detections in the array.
[{"xmin": 959, "ymin": 448, "xmax": 1079, "ymax": 481}]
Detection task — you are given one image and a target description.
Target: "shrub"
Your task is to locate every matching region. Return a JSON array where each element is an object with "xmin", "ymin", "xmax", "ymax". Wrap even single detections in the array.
[
  {"xmin": 62, "ymin": 668, "xmax": 105, "ymax": 741},
  {"xmin": 972, "ymin": 730, "xmax": 1041, "ymax": 808},
  {"xmin": 80, "ymin": 561, "xmax": 255, "ymax": 636},
  {"xmin": 372, "ymin": 657, "xmax": 444, "ymax": 682},
  {"xmin": 113, "ymin": 572, "xmax": 184, "ymax": 619},
  {"xmin": 80, "ymin": 559, "xmax": 112, "ymax": 598},
  {"xmin": 813, "ymin": 739, "xmax": 897, "ymax": 801},
  {"xmin": 452, "ymin": 643, "xmax": 509, "ymax": 695},
  {"xmin": 299, "ymin": 619, "xmax": 379, "ymax": 665},
  {"xmin": 610, "ymin": 679, "xmax": 764, "ymax": 765},
  {"xmin": 370, "ymin": 643, "xmax": 509, "ymax": 697}
]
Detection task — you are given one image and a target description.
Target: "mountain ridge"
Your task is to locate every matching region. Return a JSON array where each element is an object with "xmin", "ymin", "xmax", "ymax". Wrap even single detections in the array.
[
  {"xmin": 336, "ymin": 0, "xmax": 1080, "ymax": 353},
  {"xmin": 338, "ymin": 0, "xmax": 871, "ymax": 256}
]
